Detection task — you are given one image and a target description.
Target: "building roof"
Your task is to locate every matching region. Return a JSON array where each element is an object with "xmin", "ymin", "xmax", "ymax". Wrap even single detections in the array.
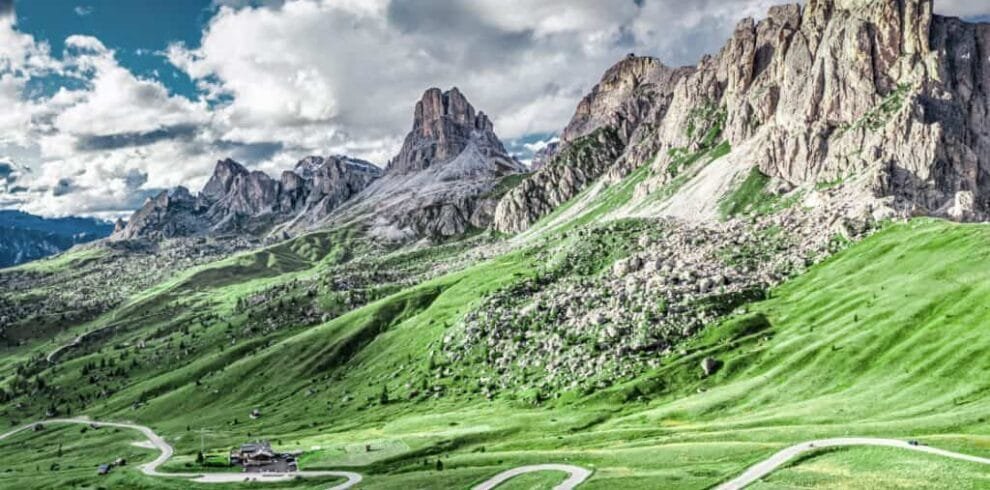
[{"xmin": 239, "ymin": 441, "xmax": 273, "ymax": 455}]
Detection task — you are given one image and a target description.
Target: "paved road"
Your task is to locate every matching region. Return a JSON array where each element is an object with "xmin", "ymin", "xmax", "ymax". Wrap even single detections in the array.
[
  {"xmin": 11, "ymin": 421, "xmax": 987, "ymax": 489},
  {"xmin": 0, "ymin": 418, "xmax": 362, "ymax": 489},
  {"xmin": 46, "ymin": 332, "xmax": 91, "ymax": 363},
  {"xmin": 472, "ymin": 464, "xmax": 592, "ymax": 490},
  {"xmin": 716, "ymin": 437, "xmax": 990, "ymax": 490}
]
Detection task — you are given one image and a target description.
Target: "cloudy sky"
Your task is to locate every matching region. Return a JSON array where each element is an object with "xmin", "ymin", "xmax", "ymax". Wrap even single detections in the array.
[{"xmin": 0, "ymin": 0, "xmax": 987, "ymax": 219}]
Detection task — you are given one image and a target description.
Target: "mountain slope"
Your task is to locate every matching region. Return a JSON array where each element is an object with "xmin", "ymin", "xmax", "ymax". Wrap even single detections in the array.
[
  {"xmin": 5, "ymin": 215, "xmax": 990, "ymax": 488},
  {"xmin": 493, "ymin": 56, "xmax": 693, "ymax": 233},
  {"xmin": 634, "ymin": 0, "xmax": 990, "ymax": 222},
  {"xmin": 499, "ymin": 0, "xmax": 990, "ymax": 236},
  {"xmin": 2, "ymin": 1, "xmax": 990, "ymax": 489},
  {"xmin": 0, "ymin": 210, "xmax": 112, "ymax": 268}
]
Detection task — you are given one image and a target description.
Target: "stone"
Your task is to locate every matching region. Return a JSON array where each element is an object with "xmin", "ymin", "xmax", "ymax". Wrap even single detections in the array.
[
  {"xmin": 701, "ymin": 357, "xmax": 722, "ymax": 377},
  {"xmin": 633, "ymin": 0, "xmax": 990, "ymax": 223},
  {"xmin": 493, "ymin": 57, "xmax": 694, "ymax": 233}
]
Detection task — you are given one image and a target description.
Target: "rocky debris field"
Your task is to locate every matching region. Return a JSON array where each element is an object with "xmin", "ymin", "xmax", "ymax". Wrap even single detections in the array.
[
  {"xmin": 0, "ymin": 237, "xmax": 257, "ymax": 342},
  {"xmin": 443, "ymin": 200, "xmax": 880, "ymax": 399}
]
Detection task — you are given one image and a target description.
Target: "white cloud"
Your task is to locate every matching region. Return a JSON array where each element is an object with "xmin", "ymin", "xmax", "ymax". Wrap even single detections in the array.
[
  {"xmin": 168, "ymin": 0, "xmax": 808, "ymax": 155},
  {"xmin": 74, "ymin": 5, "xmax": 93, "ymax": 17},
  {"xmin": 524, "ymin": 136, "xmax": 560, "ymax": 155},
  {"xmin": 0, "ymin": 27, "xmax": 219, "ymax": 217},
  {"xmin": 2, "ymin": 0, "xmax": 990, "ymax": 218}
]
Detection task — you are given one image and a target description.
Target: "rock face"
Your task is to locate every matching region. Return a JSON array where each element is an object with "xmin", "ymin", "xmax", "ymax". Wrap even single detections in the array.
[
  {"xmin": 499, "ymin": 0, "xmax": 990, "ymax": 231},
  {"xmin": 563, "ymin": 54, "xmax": 695, "ymax": 147},
  {"xmin": 493, "ymin": 56, "xmax": 694, "ymax": 233},
  {"xmin": 114, "ymin": 156, "xmax": 382, "ymax": 240},
  {"xmin": 388, "ymin": 88, "xmax": 507, "ymax": 174},
  {"xmin": 529, "ymin": 141, "xmax": 559, "ymax": 171},
  {"xmin": 327, "ymin": 87, "xmax": 527, "ymax": 241},
  {"xmin": 632, "ymin": 0, "xmax": 990, "ymax": 221}
]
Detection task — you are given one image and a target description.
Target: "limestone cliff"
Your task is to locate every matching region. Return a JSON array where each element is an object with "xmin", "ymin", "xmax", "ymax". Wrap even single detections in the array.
[
  {"xmin": 326, "ymin": 88, "xmax": 527, "ymax": 241},
  {"xmin": 493, "ymin": 56, "xmax": 693, "ymax": 233},
  {"xmin": 634, "ymin": 0, "xmax": 990, "ymax": 221}
]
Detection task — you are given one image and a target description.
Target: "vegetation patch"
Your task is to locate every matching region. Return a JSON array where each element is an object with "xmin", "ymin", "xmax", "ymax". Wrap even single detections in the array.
[
  {"xmin": 483, "ymin": 173, "xmax": 531, "ymax": 200},
  {"xmin": 718, "ymin": 167, "xmax": 805, "ymax": 220},
  {"xmin": 840, "ymin": 83, "xmax": 911, "ymax": 133}
]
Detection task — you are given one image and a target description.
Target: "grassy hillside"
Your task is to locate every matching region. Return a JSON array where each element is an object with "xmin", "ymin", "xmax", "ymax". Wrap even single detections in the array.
[{"xmin": 3, "ymin": 218, "xmax": 990, "ymax": 489}]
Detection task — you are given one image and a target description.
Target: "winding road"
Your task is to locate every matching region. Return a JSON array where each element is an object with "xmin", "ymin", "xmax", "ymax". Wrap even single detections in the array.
[
  {"xmin": 0, "ymin": 418, "xmax": 362, "ymax": 489},
  {"xmin": 5, "ymin": 420, "xmax": 990, "ymax": 489},
  {"xmin": 472, "ymin": 464, "xmax": 592, "ymax": 490},
  {"xmin": 715, "ymin": 437, "xmax": 990, "ymax": 490}
]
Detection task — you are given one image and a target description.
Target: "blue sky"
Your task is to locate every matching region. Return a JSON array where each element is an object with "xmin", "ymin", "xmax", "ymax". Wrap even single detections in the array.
[
  {"xmin": 16, "ymin": 0, "xmax": 211, "ymax": 99},
  {"xmin": 0, "ymin": 0, "xmax": 988, "ymax": 219}
]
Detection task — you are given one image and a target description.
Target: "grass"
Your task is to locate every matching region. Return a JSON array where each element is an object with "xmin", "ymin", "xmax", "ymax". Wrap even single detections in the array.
[
  {"xmin": 751, "ymin": 446, "xmax": 990, "ymax": 489},
  {"xmin": 7, "ymin": 246, "xmax": 107, "ymax": 274},
  {"xmin": 494, "ymin": 470, "xmax": 570, "ymax": 489},
  {"xmin": 718, "ymin": 167, "xmax": 773, "ymax": 219},
  {"xmin": 483, "ymin": 173, "xmax": 531, "ymax": 200},
  {"xmin": 718, "ymin": 167, "xmax": 805, "ymax": 220},
  {"xmin": 5, "ymin": 215, "xmax": 990, "ymax": 489},
  {"xmin": 667, "ymin": 140, "xmax": 730, "ymax": 179},
  {"xmin": 0, "ymin": 424, "xmax": 348, "ymax": 489},
  {"xmin": 840, "ymin": 83, "xmax": 911, "ymax": 134}
]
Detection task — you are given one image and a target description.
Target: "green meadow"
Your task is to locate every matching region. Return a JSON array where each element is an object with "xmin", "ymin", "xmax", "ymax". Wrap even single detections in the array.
[{"xmin": 2, "ymin": 217, "xmax": 990, "ymax": 488}]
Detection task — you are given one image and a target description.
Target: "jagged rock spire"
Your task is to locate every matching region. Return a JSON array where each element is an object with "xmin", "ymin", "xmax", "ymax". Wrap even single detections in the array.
[{"xmin": 388, "ymin": 87, "xmax": 508, "ymax": 174}]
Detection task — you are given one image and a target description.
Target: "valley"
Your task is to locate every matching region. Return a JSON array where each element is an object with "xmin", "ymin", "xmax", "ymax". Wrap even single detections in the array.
[{"xmin": 2, "ymin": 1, "xmax": 989, "ymax": 488}]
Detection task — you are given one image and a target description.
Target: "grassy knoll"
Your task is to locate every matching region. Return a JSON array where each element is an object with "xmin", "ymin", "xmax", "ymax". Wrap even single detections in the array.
[{"xmin": 9, "ymin": 246, "xmax": 107, "ymax": 274}]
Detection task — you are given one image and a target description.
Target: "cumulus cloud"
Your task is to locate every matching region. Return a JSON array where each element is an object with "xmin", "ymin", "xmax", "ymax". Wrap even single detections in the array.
[
  {"xmin": 166, "ymin": 0, "xmax": 794, "ymax": 162},
  {"xmin": 1, "ymin": 0, "xmax": 989, "ymax": 218},
  {"xmin": 0, "ymin": 27, "xmax": 220, "ymax": 217}
]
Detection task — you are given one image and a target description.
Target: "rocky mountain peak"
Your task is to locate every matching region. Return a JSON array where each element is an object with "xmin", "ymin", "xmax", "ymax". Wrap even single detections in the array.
[
  {"xmin": 201, "ymin": 158, "xmax": 249, "ymax": 202},
  {"xmin": 388, "ymin": 87, "xmax": 508, "ymax": 174},
  {"xmin": 113, "ymin": 155, "xmax": 382, "ymax": 241},
  {"xmin": 562, "ymin": 55, "xmax": 692, "ymax": 145},
  {"xmin": 324, "ymin": 87, "xmax": 526, "ymax": 241},
  {"xmin": 493, "ymin": 55, "xmax": 694, "ymax": 233},
  {"xmin": 588, "ymin": 0, "xmax": 990, "ymax": 223}
]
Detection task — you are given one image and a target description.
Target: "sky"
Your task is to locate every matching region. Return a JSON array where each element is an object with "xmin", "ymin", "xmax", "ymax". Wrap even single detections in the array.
[{"xmin": 0, "ymin": 0, "xmax": 988, "ymax": 219}]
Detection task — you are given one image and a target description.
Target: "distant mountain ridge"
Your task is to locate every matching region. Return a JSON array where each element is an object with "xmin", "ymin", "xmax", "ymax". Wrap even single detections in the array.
[
  {"xmin": 0, "ymin": 210, "xmax": 112, "ymax": 268},
  {"xmin": 114, "ymin": 87, "xmax": 526, "ymax": 243},
  {"xmin": 112, "ymin": 155, "xmax": 383, "ymax": 241}
]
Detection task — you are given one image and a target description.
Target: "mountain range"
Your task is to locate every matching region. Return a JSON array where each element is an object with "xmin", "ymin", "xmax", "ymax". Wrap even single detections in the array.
[
  {"xmin": 2, "ymin": 1, "xmax": 990, "ymax": 489},
  {"xmin": 0, "ymin": 210, "xmax": 112, "ymax": 268},
  {"xmin": 113, "ymin": 87, "xmax": 527, "ymax": 243},
  {"xmin": 110, "ymin": 0, "xmax": 990, "ymax": 248}
]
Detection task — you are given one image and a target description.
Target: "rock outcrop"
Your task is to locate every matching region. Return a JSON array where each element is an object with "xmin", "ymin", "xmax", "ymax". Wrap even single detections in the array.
[
  {"xmin": 633, "ymin": 0, "xmax": 990, "ymax": 221},
  {"xmin": 498, "ymin": 0, "xmax": 990, "ymax": 232},
  {"xmin": 529, "ymin": 141, "xmax": 559, "ymax": 171},
  {"xmin": 493, "ymin": 56, "xmax": 693, "ymax": 233},
  {"xmin": 388, "ymin": 87, "xmax": 507, "ymax": 174},
  {"xmin": 326, "ymin": 88, "xmax": 527, "ymax": 241},
  {"xmin": 114, "ymin": 156, "xmax": 382, "ymax": 240}
]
